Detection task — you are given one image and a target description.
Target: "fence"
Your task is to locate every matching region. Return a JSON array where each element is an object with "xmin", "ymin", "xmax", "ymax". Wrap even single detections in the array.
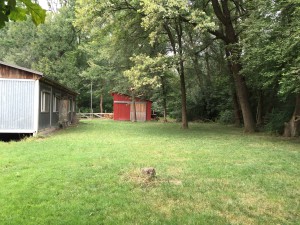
[{"xmin": 77, "ymin": 113, "xmax": 113, "ymax": 119}]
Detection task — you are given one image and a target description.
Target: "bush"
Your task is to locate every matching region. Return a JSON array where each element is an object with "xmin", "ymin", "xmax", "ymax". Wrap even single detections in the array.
[
  {"xmin": 265, "ymin": 109, "xmax": 293, "ymax": 134},
  {"xmin": 219, "ymin": 110, "xmax": 235, "ymax": 124}
]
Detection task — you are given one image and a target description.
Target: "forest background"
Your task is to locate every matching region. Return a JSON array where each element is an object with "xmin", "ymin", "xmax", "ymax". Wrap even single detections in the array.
[{"xmin": 0, "ymin": 0, "xmax": 299, "ymax": 136}]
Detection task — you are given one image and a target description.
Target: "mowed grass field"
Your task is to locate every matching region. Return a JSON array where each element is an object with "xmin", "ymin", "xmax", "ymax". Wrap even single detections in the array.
[{"xmin": 0, "ymin": 120, "xmax": 299, "ymax": 225}]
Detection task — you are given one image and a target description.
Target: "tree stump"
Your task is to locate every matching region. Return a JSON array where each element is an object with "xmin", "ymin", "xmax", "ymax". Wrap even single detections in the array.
[{"xmin": 141, "ymin": 167, "xmax": 156, "ymax": 178}]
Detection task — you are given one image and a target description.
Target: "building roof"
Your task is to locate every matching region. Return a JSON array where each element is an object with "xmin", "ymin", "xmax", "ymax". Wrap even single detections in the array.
[
  {"xmin": 41, "ymin": 77, "xmax": 79, "ymax": 96},
  {"xmin": 0, "ymin": 61, "xmax": 78, "ymax": 96},
  {"xmin": 0, "ymin": 61, "xmax": 44, "ymax": 76},
  {"xmin": 112, "ymin": 92, "xmax": 152, "ymax": 102}
]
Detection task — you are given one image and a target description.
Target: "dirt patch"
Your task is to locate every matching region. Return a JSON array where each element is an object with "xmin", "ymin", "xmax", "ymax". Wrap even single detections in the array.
[
  {"xmin": 120, "ymin": 168, "xmax": 183, "ymax": 188},
  {"xmin": 121, "ymin": 168, "xmax": 159, "ymax": 187}
]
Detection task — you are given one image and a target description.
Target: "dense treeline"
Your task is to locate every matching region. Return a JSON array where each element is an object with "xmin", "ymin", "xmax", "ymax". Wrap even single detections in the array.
[{"xmin": 0, "ymin": 0, "xmax": 299, "ymax": 136}]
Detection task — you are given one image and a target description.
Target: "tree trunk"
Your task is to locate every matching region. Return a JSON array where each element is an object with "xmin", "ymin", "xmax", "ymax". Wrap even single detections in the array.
[
  {"xmin": 232, "ymin": 90, "xmax": 242, "ymax": 127},
  {"xmin": 231, "ymin": 62, "xmax": 256, "ymax": 132},
  {"xmin": 187, "ymin": 31, "xmax": 204, "ymax": 87},
  {"xmin": 210, "ymin": 0, "xmax": 256, "ymax": 132},
  {"xmin": 100, "ymin": 94, "xmax": 103, "ymax": 114},
  {"xmin": 205, "ymin": 51, "xmax": 212, "ymax": 86},
  {"xmin": 176, "ymin": 21, "xmax": 188, "ymax": 129},
  {"xmin": 256, "ymin": 91, "xmax": 263, "ymax": 127},
  {"xmin": 164, "ymin": 20, "xmax": 188, "ymax": 128},
  {"xmin": 225, "ymin": 50, "xmax": 242, "ymax": 127},
  {"xmin": 131, "ymin": 88, "xmax": 137, "ymax": 122},
  {"xmin": 178, "ymin": 61, "xmax": 188, "ymax": 129},
  {"xmin": 283, "ymin": 94, "xmax": 300, "ymax": 137},
  {"xmin": 160, "ymin": 75, "xmax": 168, "ymax": 122}
]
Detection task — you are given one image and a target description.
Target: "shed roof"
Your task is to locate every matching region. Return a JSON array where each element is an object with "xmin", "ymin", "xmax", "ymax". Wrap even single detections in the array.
[
  {"xmin": 112, "ymin": 92, "xmax": 152, "ymax": 102},
  {"xmin": 0, "ymin": 61, "xmax": 78, "ymax": 96},
  {"xmin": 41, "ymin": 77, "xmax": 79, "ymax": 96},
  {"xmin": 0, "ymin": 61, "xmax": 43, "ymax": 76}
]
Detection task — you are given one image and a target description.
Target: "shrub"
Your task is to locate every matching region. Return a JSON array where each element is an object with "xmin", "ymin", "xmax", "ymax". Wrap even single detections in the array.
[
  {"xmin": 265, "ymin": 109, "xmax": 293, "ymax": 134},
  {"xmin": 219, "ymin": 110, "xmax": 235, "ymax": 124}
]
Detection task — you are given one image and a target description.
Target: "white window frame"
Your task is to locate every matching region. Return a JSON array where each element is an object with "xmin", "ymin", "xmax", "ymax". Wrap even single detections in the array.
[
  {"xmin": 41, "ymin": 91, "xmax": 50, "ymax": 113},
  {"xmin": 68, "ymin": 99, "xmax": 72, "ymax": 112},
  {"xmin": 53, "ymin": 95, "xmax": 60, "ymax": 112},
  {"xmin": 72, "ymin": 100, "xmax": 75, "ymax": 112}
]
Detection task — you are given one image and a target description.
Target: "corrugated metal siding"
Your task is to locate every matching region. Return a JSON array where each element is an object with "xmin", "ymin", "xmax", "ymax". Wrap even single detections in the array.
[{"xmin": 0, "ymin": 79, "xmax": 35, "ymax": 131}]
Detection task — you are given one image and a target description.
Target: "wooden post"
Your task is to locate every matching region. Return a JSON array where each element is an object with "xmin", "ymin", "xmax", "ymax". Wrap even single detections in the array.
[{"xmin": 90, "ymin": 81, "xmax": 93, "ymax": 119}]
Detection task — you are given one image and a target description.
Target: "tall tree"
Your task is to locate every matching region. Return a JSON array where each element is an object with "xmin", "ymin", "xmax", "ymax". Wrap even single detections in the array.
[
  {"xmin": 32, "ymin": 6, "xmax": 82, "ymax": 88},
  {"xmin": 135, "ymin": 0, "xmax": 214, "ymax": 128},
  {"xmin": 242, "ymin": 0, "xmax": 300, "ymax": 136},
  {"xmin": 0, "ymin": 18, "xmax": 38, "ymax": 67},
  {"xmin": 205, "ymin": 0, "xmax": 256, "ymax": 132},
  {"xmin": 0, "ymin": 4, "xmax": 85, "ymax": 90}
]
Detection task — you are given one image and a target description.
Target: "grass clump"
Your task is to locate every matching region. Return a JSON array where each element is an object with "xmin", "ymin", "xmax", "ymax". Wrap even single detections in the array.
[{"xmin": 0, "ymin": 120, "xmax": 299, "ymax": 225}]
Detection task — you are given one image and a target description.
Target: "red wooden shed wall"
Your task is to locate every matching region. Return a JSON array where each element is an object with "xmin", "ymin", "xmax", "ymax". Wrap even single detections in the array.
[{"xmin": 112, "ymin": 93, "xmax": 152, "ymax": 121}]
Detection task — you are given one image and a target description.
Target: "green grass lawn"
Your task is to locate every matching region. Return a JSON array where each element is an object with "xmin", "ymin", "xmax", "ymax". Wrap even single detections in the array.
[{"xmin": 0, "ymin": 120, "xmax": 299, "ymax": 225}]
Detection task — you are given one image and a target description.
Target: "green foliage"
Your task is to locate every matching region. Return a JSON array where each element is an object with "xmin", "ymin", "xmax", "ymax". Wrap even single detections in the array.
[
  {"xmin": 0, "ymin": 18, "xmax": 37, "ymax": 67},
  {"xmin": 2, "ymin": 0, "xmax": 299, "ymax": 128},
  {"xmin": 20, "ymin": 0, "xmax": 46, "ymax": 25},
  {"xmin": 139, "ymin": 0, "xmax": 214, "ymax": 45},
  {"xmin": 124, "ymin": 54, "xmax": 174, "ymax": 91},
  {"xmin": 0, "ymin": 0, "xmax": 45, "ymax": 28},
  {"xmin": 242, "ymin": 0, "xmax": 300, "ymax": 97},
  {"xmin": 264, "ymin": 101, "xmax": 295, "ymax": 134},
  {"xmin": 265, "ymin": 109, "xmax": 292, "ymax": 135},
  {"xmin": 75, "ymin": 0, "xmax": 154, "ymax": 96},
  {"xmin": 31, "ymin": 7, "xmax": 82, "ymax": 88},
  {"xmin": 219, "ymin": 110, "xmax": 235, "ymax": 124},
  {"xmin": 0, "ymin": 6, "xmax": 85, "ymax": 88}
]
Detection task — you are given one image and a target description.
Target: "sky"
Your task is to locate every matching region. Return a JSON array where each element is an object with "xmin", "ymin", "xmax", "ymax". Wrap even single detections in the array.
[
  {"xmin": 38, "ymin": 0, "xmax": 49, "ymax": 10},
  {"xmin": 38, "ymin": 0, "xmax": 62, "ymax": 11}
]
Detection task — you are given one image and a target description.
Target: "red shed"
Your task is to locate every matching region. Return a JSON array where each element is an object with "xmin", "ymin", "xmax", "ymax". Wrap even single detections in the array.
[{"xmin": 112, "ymin": 93, "xmax": 152, "ymax": 121}]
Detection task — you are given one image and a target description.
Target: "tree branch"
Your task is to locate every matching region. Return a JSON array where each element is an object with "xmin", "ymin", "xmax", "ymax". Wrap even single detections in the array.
[
  {"xmin": 194, "ymin": 38, "xmax": 217, "ymax": 55},
  {"xmin": 163, "ymin": 23, "xmax": 177, "ymax": 54},
  {"xmin": 232, "ymin": 0, "xmax": 246, "ymax": 14},
  {"xmin": 207, "ymin": 29, "xmax": 229, "ymax": 43},
  {"xmin": 211, "ymin": 0, "xmax": 227, "ymax": 25}
]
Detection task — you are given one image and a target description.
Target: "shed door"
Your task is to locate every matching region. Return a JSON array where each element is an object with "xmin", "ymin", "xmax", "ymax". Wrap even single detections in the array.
[{"xmin": 131, "ymin": 102, "xmax": 146, "ymax": 122}]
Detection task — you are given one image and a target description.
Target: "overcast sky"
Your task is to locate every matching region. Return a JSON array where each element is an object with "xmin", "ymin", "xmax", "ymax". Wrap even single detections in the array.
[{"xmin": 38, "ymin": 0, "xmax": 49, "ymax": 10}]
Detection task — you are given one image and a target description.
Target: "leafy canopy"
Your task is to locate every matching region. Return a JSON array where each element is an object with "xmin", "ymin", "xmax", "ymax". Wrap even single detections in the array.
[{"xmin": 0, "ymin": 0, "xmax": 46, "ymax": 28}]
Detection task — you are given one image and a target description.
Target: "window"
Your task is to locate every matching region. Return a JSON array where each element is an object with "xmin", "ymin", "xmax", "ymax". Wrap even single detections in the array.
[
  {"xmin": 41, "ymin": 91, "xmax": 50, "ymax": 112},
  {"xmin": 72, "ymin": 100, "xmax": 75, "ymax": 112},
  {"xmin": 53, "ymin": 95, "xmax": 60, "ymax": 112},
  {"xmin": 69, "ymin": 99, "xmax": 72, "ymax": 112}
]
